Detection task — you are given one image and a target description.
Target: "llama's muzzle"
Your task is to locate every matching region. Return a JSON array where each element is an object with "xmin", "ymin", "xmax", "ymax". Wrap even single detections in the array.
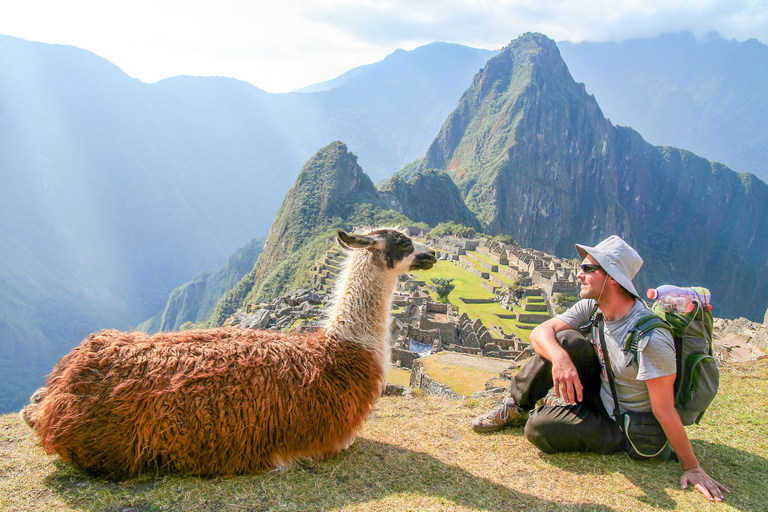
[{"xmin": 411, "ymin": 249, "xmax": 437, "ymax": 270}]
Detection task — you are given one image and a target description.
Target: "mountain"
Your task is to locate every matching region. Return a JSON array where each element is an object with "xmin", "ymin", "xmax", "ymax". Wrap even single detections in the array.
[
  {"xmin": 378, "ymin": 168, "xmax": 481, "ymax": 230},
  {"xmin": 413, "ymin": 32, "xmax": 768, "ymax": 321},
  {"xmin": 166, "ymin": 146, "xmax": 487, "ymax": 331},
  {"xmin": 0, "ymin": 34, "xmax": 493, "ymax": 413},
  {"xmin": 284, "ymin": 42, "xmax": 498, "ymax": 181},
  {"xmin": 294, "ymin": 42, "xmax": 496, "ymax": 96},
  {"xmin": 558, "ymin": 32, "xmax": 768, "ymax": 183},
  {"xmin": 208, "ymin": 141, "xmax": 418, "ymax": 325},
  {"xmin": 138, "ymin": 237, "xmax": 265, "ymax": 333}
]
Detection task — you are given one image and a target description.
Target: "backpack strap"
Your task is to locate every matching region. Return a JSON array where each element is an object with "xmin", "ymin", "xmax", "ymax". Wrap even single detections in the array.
[
  {"xmin": 622, "ymin": 314, "xmax": 672, "ymax": 366},
  {"xmin": 595, "ymin": 311, "xmax": 623, "ymax": 424},
  {"xmin": 578, "ymin": 302, "xmax": 601, "ymax": 336}
]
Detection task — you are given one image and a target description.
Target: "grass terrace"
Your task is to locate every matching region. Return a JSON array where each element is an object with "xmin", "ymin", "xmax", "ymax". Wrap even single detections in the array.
[{"xmin": 411, "ymin": 259, "xmax": 533, "ymax": 340}]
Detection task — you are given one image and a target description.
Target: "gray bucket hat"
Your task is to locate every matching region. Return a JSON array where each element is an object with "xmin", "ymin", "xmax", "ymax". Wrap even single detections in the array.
[{"xmin": 575, "ymin": 235, "xmax": 643, "ymax": 298}]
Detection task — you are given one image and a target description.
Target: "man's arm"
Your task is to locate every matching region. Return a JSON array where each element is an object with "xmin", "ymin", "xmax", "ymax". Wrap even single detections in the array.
[
  {"xmin": 646, "ymin": 375, "xmax": 730, "ymax": 502},
  {"xmin": 529, "ymin": 317, "xmax": 583, "ymax": 404}
]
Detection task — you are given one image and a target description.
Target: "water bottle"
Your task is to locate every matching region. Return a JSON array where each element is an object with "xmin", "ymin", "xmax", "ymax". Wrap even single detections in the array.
[{"xmin": 646, "ymin": 285, "xmax": 712, "ymax": 313}]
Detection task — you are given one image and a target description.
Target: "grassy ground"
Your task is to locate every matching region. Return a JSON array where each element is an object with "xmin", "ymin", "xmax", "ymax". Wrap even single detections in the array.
[
  {"xmin": 2, "ymin": 359, "xmax": 766, "ymax": 511},
  {"xmin": 418, "ymin": 352, "xmax": 513, "ymax": 396}
]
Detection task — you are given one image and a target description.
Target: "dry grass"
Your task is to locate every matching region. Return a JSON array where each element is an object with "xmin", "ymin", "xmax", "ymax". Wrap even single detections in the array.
[
  {"xmin": 386, "ymin": 367, "xmax": 411, "ymax": 387},
  {"xmin": 2, "ymin": 359, "xmax": 767, "ymax": 512},
  {"xmin": 418, "ymin": 352, "xmax": 513, "ymax": 396}
]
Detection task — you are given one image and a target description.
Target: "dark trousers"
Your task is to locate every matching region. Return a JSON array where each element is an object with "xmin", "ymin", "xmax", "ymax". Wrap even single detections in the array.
[{"xmin": 509, "ymin": 330, "xmax": 626, "ymax": 454}]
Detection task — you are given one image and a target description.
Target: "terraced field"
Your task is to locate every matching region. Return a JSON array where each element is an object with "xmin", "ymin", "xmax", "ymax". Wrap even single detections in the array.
[{"xmin": 410, "ymin": 250, "xmax": 551, "ymax": 342}]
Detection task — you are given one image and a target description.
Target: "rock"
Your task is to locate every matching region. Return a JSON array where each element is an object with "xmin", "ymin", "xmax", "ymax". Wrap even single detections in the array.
[
  {"xmin": 383, "ymin": 383, "xmax": 409, "ymax": 396},
  {"xmin": 228, "ymin": 311, "xmax": 248, "ymax": 326},
  {"xmin": 275, "ymin": 306, "xmax": 293, "ymax": 318},
  {"xmin": 752, "ymin": 325, "xmax": 768, "ymax": 350},
  {"xmin": 239, "ymin": 309, "xmax": 271, "ymax": 329},
  {"xmin": 721, "ymin": 317, "xmax": 761, "ymax": 337},
  {"xmin": 714, "ymin": 333, "xmax": 768, "ymax": 362},
  {"xmin": 470, "ymin": 388, "xmax": 506, "ymax": 397}
]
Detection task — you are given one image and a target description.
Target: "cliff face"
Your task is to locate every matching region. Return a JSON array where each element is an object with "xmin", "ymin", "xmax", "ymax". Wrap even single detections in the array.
[
  {"xmin": 418, "ymin": 33, "xmax": 768, "ymax": 320},
  {"xmin": 559, "ymin": 32, "xmax": 768, "ymax": 183}
]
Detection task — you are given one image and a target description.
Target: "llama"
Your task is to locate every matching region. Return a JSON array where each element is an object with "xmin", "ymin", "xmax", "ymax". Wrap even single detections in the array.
[{"xmin": 21, "ymin": 228, "xmax": 436, "ymax": 479}]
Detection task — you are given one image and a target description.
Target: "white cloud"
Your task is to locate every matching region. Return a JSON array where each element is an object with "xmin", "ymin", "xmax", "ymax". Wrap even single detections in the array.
[{"xmin": 0, "ymin": 0, "xmax": 766, "ymax": 92}]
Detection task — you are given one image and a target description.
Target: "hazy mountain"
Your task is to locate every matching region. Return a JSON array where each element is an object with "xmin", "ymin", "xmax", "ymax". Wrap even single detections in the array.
[
  {"xmin": 415, "ymin": 32, "xmax": 768, "ymax": 321},
  {"xmin": 0, "ymin": 34, "xmax": 493, "ymax": 412},
  {"xmin": 558, "ymin": 32, "xmax": 768, "ymax": 183},
  {"xmin": 294, "ymin": 42, "xmax": 496, "ymax": 95},
  {"xmin": 138, "ymin": 237, "xmax": 265, "ymax": 333}
]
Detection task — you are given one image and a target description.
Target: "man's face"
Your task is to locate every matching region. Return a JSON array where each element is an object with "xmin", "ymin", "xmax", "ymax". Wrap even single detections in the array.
[{"xmin": 577, "ymin": 255, "xmax": 608, "ymax": 300}]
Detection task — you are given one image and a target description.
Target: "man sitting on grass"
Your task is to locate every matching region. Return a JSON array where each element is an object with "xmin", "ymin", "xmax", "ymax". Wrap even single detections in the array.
[{"xmin": 471, "ymin": 235, "xmax": 730, "ymax": 502}]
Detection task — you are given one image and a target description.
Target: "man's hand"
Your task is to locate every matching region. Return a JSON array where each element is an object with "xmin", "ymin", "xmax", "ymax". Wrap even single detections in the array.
[
  {"xmin": 681, "ymin": 466, "xmax": 731, "ymax": 502},
  {"xmin": 551, "ymin": 353, "xmax": 583, "ymax": 404}
]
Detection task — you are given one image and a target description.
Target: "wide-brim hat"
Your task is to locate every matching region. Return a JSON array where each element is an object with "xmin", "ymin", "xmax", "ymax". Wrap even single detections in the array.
[{"xmin": 575, "ymin": 235, "xmax": 643, "ymax": 298}]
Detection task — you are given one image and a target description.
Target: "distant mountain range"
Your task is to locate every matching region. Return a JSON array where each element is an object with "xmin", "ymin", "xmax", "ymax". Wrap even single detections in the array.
[
  {"xmin": 559, "ymin": 31, "xmax": 768, "ymax": 183},
  {"xmin": 2, "ymin": 30, "xmax": 768, "ymax": 413}
]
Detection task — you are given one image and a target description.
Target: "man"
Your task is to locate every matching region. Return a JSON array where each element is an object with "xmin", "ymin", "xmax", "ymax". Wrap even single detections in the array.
[{"xmin": 471, "ymin": 235, "xmax": 730, "ymax": 502}]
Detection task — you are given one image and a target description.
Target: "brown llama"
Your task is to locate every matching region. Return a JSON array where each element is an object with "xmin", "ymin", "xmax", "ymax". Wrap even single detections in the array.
[{"xmin": 21, "ymin": 228, "xmax": 436, "ymax": 479}]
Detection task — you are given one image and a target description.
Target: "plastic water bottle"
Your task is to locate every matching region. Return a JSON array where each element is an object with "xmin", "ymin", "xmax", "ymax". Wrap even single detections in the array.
[{"xmin": 646, "ymin": 285, "xmax": 712, "ymax": 313}]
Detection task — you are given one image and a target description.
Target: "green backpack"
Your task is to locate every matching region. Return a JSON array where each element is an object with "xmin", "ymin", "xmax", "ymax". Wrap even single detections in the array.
[{"xmin": 625, "ymin": 303, "xmax": 719, "ymax": 425}]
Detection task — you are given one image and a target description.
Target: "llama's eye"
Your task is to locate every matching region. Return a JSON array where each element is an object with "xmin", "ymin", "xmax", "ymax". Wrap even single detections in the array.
[{"xmin": 398, "ymin": 239, "xmax": 411, "ymax": 247}]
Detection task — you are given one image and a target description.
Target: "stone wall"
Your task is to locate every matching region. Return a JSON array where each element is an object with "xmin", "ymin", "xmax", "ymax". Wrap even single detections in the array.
[
  {"xmin": 419, "ymin": 313, "xmax": 457, "ymax": 345},
  {"xmin": 391, "ymin": 347, "xmax": 420, "ymax": 369},
  {"xmin": 409, "ymin": 360, "xmax": 460, "ymax": 399}
]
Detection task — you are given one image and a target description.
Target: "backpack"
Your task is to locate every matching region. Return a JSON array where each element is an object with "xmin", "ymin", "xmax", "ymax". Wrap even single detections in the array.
[{"xmin": 625, "ymin": 302, "xmax": 719, "ymax": 425}]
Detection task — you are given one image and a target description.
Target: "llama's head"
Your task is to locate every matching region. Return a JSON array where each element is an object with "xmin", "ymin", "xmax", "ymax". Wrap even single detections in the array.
[{"xmin": 337, "ymin": 228, "xmax": 436, "ymax": 273}]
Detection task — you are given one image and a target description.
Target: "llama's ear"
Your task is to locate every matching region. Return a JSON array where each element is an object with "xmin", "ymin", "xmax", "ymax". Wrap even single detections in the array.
[{"xmin": 337, "ymin": 231, "xmax": 376, "ymax": 250}]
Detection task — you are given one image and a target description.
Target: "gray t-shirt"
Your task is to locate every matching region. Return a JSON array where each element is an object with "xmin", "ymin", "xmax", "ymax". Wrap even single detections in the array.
[{"xmin": 557, "ymin": 299, "xmax": 676, "ymax": 415}]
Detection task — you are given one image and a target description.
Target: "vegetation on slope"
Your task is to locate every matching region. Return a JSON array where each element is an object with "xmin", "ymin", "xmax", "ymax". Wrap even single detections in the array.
[{"xmin": 208, "ymin": 141, "xmax": 420, "ymax": 324}]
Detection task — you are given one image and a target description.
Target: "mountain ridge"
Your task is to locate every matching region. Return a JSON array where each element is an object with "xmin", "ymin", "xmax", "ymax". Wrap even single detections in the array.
[
  {"xmin": 558, "ymin": 31, "xmax": 768, "ymax": 182},
  {"xmin": 413, "ymin": 32, "xmax": 768, "ymax": 320}
]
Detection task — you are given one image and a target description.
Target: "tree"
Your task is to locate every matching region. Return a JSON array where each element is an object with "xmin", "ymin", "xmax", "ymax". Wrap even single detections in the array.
[{"xmin": 432, "ymin": 278, "xmax": 455, "ymax": 302}]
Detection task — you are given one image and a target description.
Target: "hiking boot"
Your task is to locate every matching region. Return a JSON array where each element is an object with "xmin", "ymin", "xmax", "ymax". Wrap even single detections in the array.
[{"xmin": 470, "ymin": 397, "xmax": 529, "ymax": 433}]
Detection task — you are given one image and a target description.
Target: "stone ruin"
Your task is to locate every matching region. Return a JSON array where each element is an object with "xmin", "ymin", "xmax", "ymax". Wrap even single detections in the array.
[
  {"xmin": 433, "ymin": 235, "xmax": 580, "ymax": 320},
  {"xmin": 229, "ymin": 230, "xmax": 578, "ymax": 372}
]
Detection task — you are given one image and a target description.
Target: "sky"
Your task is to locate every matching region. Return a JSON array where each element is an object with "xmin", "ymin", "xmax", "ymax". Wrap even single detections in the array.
[{"xmin": 2, "ymin": 0, "xmax": 767, "ymax": 93}]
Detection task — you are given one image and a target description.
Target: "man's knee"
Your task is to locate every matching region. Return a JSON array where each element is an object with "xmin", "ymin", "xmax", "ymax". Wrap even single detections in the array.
[
  {"xmin": 555, "ymin": 330, "xmax": 594, "ymax": 358},
  {"xmin": 524, "ymin": 408, "xmax": 558, "ymax": 453},
  {"xmin": 556, "ymin": 330, "xmax": 601, "ymax": 384}
]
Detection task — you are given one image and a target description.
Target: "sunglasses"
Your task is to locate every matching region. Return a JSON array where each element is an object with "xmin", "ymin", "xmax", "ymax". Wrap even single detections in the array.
[{"xmin": 580, "ymin": 264, "xmax": 603, "ymax": 274}]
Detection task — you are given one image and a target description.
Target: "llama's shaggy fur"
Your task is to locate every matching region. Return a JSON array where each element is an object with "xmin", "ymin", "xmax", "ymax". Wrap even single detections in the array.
[{"xmin": 21, "ymin": 228, "xmax": 436, "ymax": 479}]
